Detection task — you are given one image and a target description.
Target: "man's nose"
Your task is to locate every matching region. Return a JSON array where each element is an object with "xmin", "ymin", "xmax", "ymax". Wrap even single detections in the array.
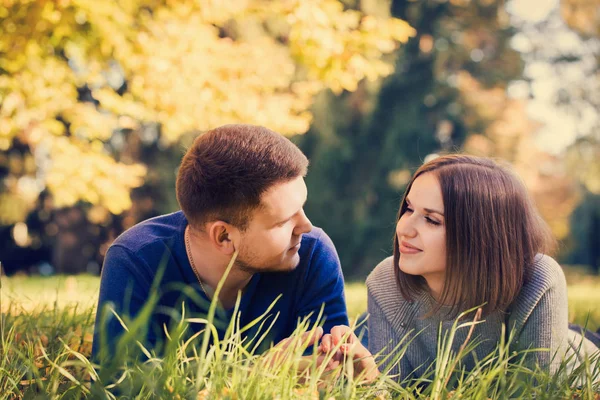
[{"xmin": 296, "ymin": 209, "xmax": 313, "ymax": 235}]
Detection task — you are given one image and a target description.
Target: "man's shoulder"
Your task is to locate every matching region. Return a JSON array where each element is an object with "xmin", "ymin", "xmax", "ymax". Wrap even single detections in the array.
[
  {"xmin": 299, "ymin": 227, "xmax": 338, "ymax": 263},
  {"xmin": 112, "ymin": 211, "xmax": 186, "ymax": 254},
  {"xmin": 301, "ymin": 226, "xmax": 327, "ymax": 246}
]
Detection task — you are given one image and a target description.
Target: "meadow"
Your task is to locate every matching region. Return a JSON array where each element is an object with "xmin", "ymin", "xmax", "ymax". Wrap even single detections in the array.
[{"xmin": 1, "ymin": 268, "xmax": 599, "ymax": 399}]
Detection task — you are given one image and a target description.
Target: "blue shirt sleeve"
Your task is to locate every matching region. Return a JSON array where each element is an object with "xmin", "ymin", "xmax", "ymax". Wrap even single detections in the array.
[
  {"xmin": 295, "ymin": 230, "xmax": 349, "ymax": 334},
  {"xmin": 92, "ymin": 244, "xmax": 157, "ymax": 361}
]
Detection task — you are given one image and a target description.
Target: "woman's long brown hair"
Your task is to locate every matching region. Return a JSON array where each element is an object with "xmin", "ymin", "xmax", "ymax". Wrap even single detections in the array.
[{"xmin": 393, "ymin": 155, "xmax": 556, "ymax": 318}]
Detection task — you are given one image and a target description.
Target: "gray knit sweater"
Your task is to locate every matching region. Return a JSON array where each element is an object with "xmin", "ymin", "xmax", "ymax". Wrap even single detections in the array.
[{"xmin": 366, "ymin": 255, "xmax": 599, "ymax": 382}]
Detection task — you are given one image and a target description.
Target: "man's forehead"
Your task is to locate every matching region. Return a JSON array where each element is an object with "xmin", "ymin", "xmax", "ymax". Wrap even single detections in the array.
[{"xmin": 258, "ymin": 178, "xmax": 307, "ymax": 218}]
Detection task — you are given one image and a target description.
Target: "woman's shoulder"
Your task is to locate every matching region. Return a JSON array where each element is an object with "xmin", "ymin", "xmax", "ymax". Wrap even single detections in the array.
[
  {"xmin": 366, "ymin": 256, "xmax": 409, "ymax": 309},
  {"xmin": 509, "ymin": 254, "xmax": 568, "ymax": 321},
  {"xmin": 366, "ymin": 256, "xmax": 396, "ymax": 292},
  {"xmin": 366, "ymin": 257, "xmax": 425, "ymax": 333},
  {"xmin": 525, "ymin": 254, "xmax": 567, "ymax": 293}
]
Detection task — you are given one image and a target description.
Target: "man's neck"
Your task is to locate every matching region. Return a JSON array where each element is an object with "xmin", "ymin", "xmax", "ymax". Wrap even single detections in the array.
[{"xmin": 187, "ymin": 227, "xmax": 253, "ymax": 308}]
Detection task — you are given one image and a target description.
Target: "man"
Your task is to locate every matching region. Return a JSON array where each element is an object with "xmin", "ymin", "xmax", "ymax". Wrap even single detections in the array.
[{"xmin": 92, "ymin": 124, "xmax": 348, "ymax": 361}]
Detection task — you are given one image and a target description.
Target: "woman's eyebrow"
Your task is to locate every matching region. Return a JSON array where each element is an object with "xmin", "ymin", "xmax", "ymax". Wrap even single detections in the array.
[
  {"xmin": 424, "ymin": 207, "xmax": 444, "ymax": 216},
  {"xmin": 407, "ymin": 198, "xmax": 444, "ymax": 215}
]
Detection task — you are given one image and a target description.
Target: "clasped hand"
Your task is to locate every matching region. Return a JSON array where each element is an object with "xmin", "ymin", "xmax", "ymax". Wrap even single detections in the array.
[
  {"xmin": 318, "ymin": 325, "xmax": 380, "ymax": 383},
  {"xmin": 263, "ymin": 325, "xmax": 380, "ymax": 383}
]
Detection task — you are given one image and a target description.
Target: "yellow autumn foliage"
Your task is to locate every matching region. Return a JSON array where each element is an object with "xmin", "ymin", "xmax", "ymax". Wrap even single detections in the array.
[
  {"xmin": 459, "ymin": 71, "xmax": 581, "ymax": 241},
  {"xmin": 0, "ymin": 0, "xmax": 414, "ymax": 221}
]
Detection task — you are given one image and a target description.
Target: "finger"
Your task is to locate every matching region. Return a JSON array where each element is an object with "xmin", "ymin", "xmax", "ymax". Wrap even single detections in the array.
[
  {"xmin": 301, "ymin": 326, "xmax": 323, "ymax": 348},
  {"xmin": 320, "ymin": 334, "xmax": 332, "ymax": 353},
  {"xmin": 331, "ymin": 349, "xmax": 344, "ymax": 364},
  {"xmin": 340, "ymin": 343, "xmax": 371, "ymax": 359},
  {"xmin": 315, "ymin": 353, "xmax": 341, "ymax": 372},
  {"xmin": 277, "ymin": 326, "xmax": 323, "ymax": 351},
  {"xmin": 326, "ymin": 358, "xmax": 340, "ymax": 371},
  {"xmin": 333, "ymin": 325, "xmax": 358, "ymax": 346},
  {"xmin": 330, "ymin": 325, "xmax": 351, "ymax": 345}
]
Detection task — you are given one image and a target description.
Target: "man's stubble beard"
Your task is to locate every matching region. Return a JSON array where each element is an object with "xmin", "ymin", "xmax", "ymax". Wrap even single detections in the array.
[{"xmin": 234, "ymin": 253, "xmax": 300, "ymax": 274}]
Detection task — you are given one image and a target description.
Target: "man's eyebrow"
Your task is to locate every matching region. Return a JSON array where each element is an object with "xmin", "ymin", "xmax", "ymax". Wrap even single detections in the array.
[{"xmin": 274, "ymin": 197, "xmax": 307, "ymax": 225}]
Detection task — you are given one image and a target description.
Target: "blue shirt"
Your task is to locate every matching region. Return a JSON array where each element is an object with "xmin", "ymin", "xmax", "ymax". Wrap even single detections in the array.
[{"xmin": 92, "ymin": 211, "xmax": 348, "ymax": 359}]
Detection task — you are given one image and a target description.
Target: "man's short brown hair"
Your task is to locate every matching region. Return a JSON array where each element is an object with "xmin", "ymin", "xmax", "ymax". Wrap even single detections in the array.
[{"xmin": 176, "ymin": 124, "xmax": 308, "ymax": 230}]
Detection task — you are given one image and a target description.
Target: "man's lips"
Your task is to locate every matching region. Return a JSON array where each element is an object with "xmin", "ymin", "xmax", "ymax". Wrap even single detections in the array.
[{"xmin": 399, "ymin": 240, "xmax": 422, "ymax": 254}]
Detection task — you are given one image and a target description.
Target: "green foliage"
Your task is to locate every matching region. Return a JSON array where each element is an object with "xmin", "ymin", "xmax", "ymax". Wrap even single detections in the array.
[
  {"xmin": 297, "ymin": 0, "xmax": 524, "ymax": 277},
  {"xmin": 0, "ymin": 0, "xmax": 415, "ymax": 223},
  {"xmin": 1, "ymin": 272, "xmax": 600, "ymax": 397},
  {"xmin": 1, "ymin": 283, "xmax": 599, "ymax": 398},
  {"xmin": 565, "ymin": 193, "xmax": 600, "ymax": 273}
]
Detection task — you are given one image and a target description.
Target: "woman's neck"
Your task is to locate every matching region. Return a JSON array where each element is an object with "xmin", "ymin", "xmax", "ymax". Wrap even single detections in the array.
[{"xmin": 424, "ymin": 274, "xmax": 445, "ymax": 301}]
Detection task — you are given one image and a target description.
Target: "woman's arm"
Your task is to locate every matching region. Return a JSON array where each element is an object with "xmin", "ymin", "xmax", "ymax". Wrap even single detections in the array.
[{"xmin": 510, "ymin": 255, "xmax": 569, "ymax": 373}]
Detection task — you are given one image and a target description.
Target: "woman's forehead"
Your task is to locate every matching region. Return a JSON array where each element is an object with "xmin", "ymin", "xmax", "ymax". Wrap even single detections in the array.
[{"xmin": 408, "ymin": 173, "xmax": 444, "ymax": 210}]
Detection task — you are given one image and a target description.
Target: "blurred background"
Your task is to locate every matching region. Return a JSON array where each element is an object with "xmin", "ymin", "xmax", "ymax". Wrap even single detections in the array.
[{"xmin": 0, "ymin": 0, "xmax": 598, "ymax": 280}]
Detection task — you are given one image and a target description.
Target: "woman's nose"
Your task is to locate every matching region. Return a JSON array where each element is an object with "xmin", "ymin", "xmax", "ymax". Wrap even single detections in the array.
[{"xmin": 396, "ymin": 214, "xmax": 417, "ymax": 238}]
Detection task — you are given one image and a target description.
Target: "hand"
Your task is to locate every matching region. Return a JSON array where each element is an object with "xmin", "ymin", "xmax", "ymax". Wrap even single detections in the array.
[
  {"xmin": 264, "ymin": 327, "xmax": 324, "ymax": 368},
  {"xmin": 262, "ymin": 326, "xmax": 345, "ymax": 386},
  {"xmin": 319, "ymin": 325, "xmax": 380, "ymax": 383}
]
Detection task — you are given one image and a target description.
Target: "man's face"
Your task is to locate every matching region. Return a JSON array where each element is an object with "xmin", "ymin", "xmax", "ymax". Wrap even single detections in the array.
[{"xmin": 235, "ymin": 176, "xmax": 313, "ymax": 273}]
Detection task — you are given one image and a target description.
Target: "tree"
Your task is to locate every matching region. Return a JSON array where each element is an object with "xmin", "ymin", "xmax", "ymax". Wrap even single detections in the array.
[
  {"xmin": 0, "ymin": 0, "xmax": 414, "ymax": 223},
  {"xmin": 0, "ymin": 0, "xmax": 416, "ymax": 272},
  {"xmin": 297, "ymin": 0, "xmax": 526, "ymax": 277},
  {"xmin": 509, "ymin": 0, "xmax": 600, "ymax": 270}
]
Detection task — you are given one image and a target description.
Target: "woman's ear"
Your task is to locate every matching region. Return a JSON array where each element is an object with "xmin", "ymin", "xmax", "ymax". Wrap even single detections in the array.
[{"xmin": 207, "ymin": 221, "xmax": 239, "ymax": 255}]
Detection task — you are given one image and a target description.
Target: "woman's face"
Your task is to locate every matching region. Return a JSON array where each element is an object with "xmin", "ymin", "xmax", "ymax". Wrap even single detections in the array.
[{"xmin": 396, "ymin": 172, "xmax": 447, "ymax": 296}]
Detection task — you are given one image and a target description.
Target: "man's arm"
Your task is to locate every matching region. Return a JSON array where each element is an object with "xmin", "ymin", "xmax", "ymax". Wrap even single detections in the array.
[{"xmin": 92, "ymin": 245, "xmax": 156, "ymax": 361}]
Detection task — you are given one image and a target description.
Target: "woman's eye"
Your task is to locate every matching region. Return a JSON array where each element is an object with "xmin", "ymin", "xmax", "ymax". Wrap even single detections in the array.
[
  {"xmin": 425, "ymin": 217, "xmax": 441, "ymax": 226},
  {"xmin": 405, "ymin": 206, "xmax": 414, "ymax": 213}
]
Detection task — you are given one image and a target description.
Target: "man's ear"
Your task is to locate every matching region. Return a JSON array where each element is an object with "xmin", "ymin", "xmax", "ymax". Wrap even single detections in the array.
[{"xmin": 207, "ymin": 221, "xmax": 239, "ymax": 255}]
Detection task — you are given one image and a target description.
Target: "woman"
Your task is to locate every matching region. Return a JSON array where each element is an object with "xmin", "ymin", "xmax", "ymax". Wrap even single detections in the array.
[{"xmin": 320, "ymin": 155, "xmax": 599, "ymax": 383}]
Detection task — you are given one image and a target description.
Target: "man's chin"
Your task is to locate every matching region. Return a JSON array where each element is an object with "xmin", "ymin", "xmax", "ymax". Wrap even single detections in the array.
[
  {"xmin": 285, "ymin": 253, "xmax": 301, "ymax": 270},
  {"xmin": 237, "ymin": 255, "xmax": 300, "ymax": 274},
  {"xmin": 265, "ymin": 256, "xmax": 300, "ymax": 273}
]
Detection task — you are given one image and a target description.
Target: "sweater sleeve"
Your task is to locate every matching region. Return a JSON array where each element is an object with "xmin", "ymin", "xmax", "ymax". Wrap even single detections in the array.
[
  {"xmin": 510, "ymin": 255, "xmax": 569, "ymax": 373},
  {"xmin": 295, "ymin": 230, "xmax": 349, "ymax": 334},
  {"xmin": 92, "ymin": 244, "xmax": 156, "ymax": 361},
  {"xmin": 368, "ymin": 293, "xmax": 412, "ymax": 382}
]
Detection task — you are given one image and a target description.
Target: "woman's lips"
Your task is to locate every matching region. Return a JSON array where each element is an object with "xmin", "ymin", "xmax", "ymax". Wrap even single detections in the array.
[{"xmin": 399, "ymin": 240, "xmax": 422, "ymax": 254}]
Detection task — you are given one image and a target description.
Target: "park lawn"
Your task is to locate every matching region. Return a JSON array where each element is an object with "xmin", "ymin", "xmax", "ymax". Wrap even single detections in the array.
[
  {"xmin": 2, "ymin": 272, "xmax": 600, "ymax": 330},
  {"xmin": 0, "ymin": 269, "xmax": 599, "ymax": 398}
]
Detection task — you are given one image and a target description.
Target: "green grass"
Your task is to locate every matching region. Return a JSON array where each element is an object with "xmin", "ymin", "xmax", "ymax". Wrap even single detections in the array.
[{"xmin": 1, "ymin": 268, "xmax": 599, "ymax": 398}]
